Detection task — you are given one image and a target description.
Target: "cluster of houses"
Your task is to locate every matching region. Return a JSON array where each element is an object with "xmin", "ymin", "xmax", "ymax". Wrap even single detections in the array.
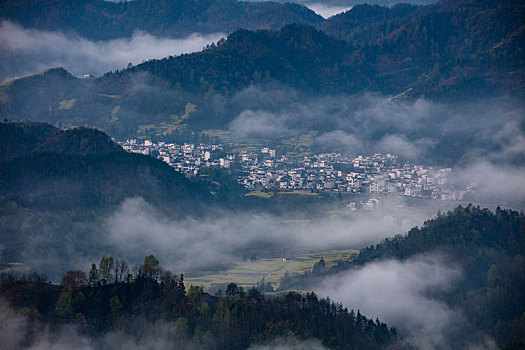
[
  {"xmin": 120, "ymin": 139, "xmax": 468, "ymax": 201},
  {"xmin": 121, "ymin": 139, "xmax": 233, "ymax": 173}
]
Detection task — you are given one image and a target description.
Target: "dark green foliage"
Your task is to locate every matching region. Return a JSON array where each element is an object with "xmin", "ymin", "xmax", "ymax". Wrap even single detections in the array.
[
  {"xmin": 320, "ymin": 3, "xmax": 420, "ymax": 45},
  {"xmin": 195, "ymin": 166, "xmax": 246, "ymax": 202},
  {"xmin": 0, "ymin": 121, "xmax": 212, "ymax": 209},
  {"xmin": 0, "ymin": 121, "xmax": 61, "ymax": 161},
  {"xmin": 354, "ymin": 206, "xmax": 524, "ymax": 273},
  {"xmin": 124, "ymin": 24, "xmax": 359, "ymax": 94},
  {"xmin": 0, "ymin": 151, "xmax": 210, "ymax": 209},
  {"xmin": 0, "ymin": 257, "xmax": 401, "ymax": 349},
  {"xmin": 35, "ymin": 127, "xmax": 123, "ymax": 155}
]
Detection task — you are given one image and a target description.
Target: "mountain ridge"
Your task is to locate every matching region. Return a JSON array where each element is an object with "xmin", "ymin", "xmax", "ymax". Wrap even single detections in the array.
[
  {"xmin": 0, "ymin": 0, "xmax": 523, "ymax": 158},
  {"xmin": 0, "ymin": 0, "xmax": 323, "ymax": 40}
]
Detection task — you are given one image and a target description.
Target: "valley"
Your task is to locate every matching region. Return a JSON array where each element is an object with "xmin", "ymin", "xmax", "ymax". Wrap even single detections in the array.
[
  {"xmin": 1, "ymin": 0, "xmax": 524, "ymax": 348},
  {"xmin": 185, "ymin": 248, "xmax": 359, "ymax": 291}
]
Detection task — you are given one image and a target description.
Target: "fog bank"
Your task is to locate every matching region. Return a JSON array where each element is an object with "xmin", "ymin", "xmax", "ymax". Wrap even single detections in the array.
[
  {"xmin": 104, "ymin": 196, "xmax": 449, "ymax": 273},
  {"xmin": 0, "ymin": 21, "xmax": 224, "ymax": 82},
  {"xmin": 317, "ymin": 254, "xmax": 468, "ymax": 349}
]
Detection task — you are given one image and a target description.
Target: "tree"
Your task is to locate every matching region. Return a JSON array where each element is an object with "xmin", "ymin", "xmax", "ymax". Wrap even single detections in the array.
[
  {"xmin": 109, "ymin": 295, "xmax": 123, "ymax": 319},
  {"xmin": 60, "ymin": 270, "xmax": 87, "ymax": 290},
  {"xmin": 187, "ymin": 285, "xmax": 204, "ymax": 310},
  {"xmin": 225, "ymin": 282, "xmax": 244, "ymax": 302},
  {"xmin": 88, "ymin": 263, "xmax": 99, "ymax": 287},
  {"xmin": 55, "ymin": 287, "xmax": 73, "ymax": 318},
  {"xmin": 113, "ymin": 259, "xmax": 128, "ymax": 283},
  {"xmin": 142, "ymin": 254, "xmax": 161, "ymax": 281},
  {"xmin": 173, "ymin": 317, "xmax": 189, "ymax": 345},
  {"xmin": 99, "ymin": 256, "xmax": 114, "ymax": 285},
  {"xmin": 312, "ymin": 257, "xmax": 326, "ymax": 274},
  {"xmin": 75, "ymin": 313, "xmax": 88, "ymax": 333}
]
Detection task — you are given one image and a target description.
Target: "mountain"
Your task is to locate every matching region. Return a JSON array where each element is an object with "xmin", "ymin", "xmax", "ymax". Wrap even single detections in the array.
[
  {"xmin": 0, "ymin": 121, "xmax": 334, "ymax": 273},
  {"xmin": 362, "ymin": 0, "xmax": 525, "ymax": 96},
  {"xmin": 279, "ymin": 205, "xmax": 525, "ymax": 347},
  {"xmin": 34, "ymin": 127, "xmax": 123, "ymax": 155},
  {"xmin": 0, "ymin": 121, "xmax": 215, "ymax": 209},
  {"xmin": 0, "ymin": 0, "xmax": 523, "ymax": 155},
  {"xmin": 319, "ymin": 3, "xmax": 421, "ymax": 44},
  {"xmin": 0, "ymin": 26, "xmax": 361, "ymax": 140},
  {"xmin": 0, "ymin": 0, "xmax": 323, "ymax": 40},
  {"xmin": 0, "ymin": 122, "xmax": 216, "ymax": 270},
  {"xmin": 126, "ymin": 24, "xmax": 360, "ymax": 94}
]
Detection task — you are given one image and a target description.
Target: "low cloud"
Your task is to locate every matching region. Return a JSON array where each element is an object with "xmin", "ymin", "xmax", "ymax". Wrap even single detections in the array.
[
  {"xmin": 304, "ymin": 3, "xmax": 352, "ymax": 18},
  {"xmin": 454, "ymin": 161, "xmax": 525, "ymax": 209},
  {"xmin": 1, "ymin": 296, "xmax": 329, "ymax": 349},
  {"xmin": 0, "ymin": 298, "xmax": 191, "ymax": 349},
  {"xmin": 314, "ymin": 130, "xmax": 362, "ymax": 152},
  {"xmin": 317, "ymin": 254, "xmax": 466, "ymax": 349},
  {"xmin": 376, "ymin": 134, "xmax": 434, "ymax": 160},
  {"xmin": 489, "ymin": 119, "xmax": 525, "ymax": 164},
  {"xmin": 228, "ymin": 110, "xmax": 288, "ymax": 138},
  {"xmin": 0, "ymin": 20, "xmax": 224, "ymax": 81},
  {"xmin": 104, "ymin": 196, "xmax": 450, "ymax": 274},
  {"xmin": 0, "ymin": 299, "xmax": 28, "ymax": 350},
  {"xmin": 248, "ymin": 337, "xmax": 328, "ymax": 350},
  {"xmin": 226, "ymin": 88, "xmax": 525, "ymax": 168}
]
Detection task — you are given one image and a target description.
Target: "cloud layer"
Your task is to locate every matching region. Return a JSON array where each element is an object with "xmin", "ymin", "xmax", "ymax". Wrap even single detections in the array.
[
  {"xmin": 317, "ymin": 254, "xmax": 466, "ymax": 349},
  {"xmin": 248, "ymin": 338, "xmax": 328, "ymax": 350},
  {"xmin": 0, "ymin": 20, "xmax": 224, "ymax": 82},
  {"xmin": 226, "ymin": 89, "xmax": 525, "ymax": 206},
  {"xmin": 304, "ymin": 3, "xmax": 352, "ymax": 18},
  {"xmin": 104, "ymin": 196, "xmax": 451, "ymax": 273}
]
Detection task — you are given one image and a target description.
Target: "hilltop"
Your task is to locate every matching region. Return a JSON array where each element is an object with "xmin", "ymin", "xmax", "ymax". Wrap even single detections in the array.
[{"xmin": 0, "ymin": 121, "xmax": 215, "ymax": 209}]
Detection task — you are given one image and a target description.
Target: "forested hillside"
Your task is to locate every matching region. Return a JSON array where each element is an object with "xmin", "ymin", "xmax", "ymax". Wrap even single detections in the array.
[
  {"xmin": 0, "ymin": 255, "xmax": 403, "ymax": 350},
  {"xmin": 279, "ymin": 205, "xmax": 525, "ymax": 347},
  {"xmin": 0, "ymin": 122, "xmax": 211, "ymax": 209}
]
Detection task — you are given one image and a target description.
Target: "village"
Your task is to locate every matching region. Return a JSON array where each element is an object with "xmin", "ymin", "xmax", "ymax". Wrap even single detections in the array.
[{"xmin": 120, "ymin": 139, "xmax": 470, "ymax": 202}]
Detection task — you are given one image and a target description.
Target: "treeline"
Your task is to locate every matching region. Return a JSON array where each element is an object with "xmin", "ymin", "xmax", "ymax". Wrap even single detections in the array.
[
  {"xmin": 279, "ymin": 205, "xmax": 525, "ymax": 347},
  {"xmin": 0, "ymin": 255, "xmax": 403, "ymax": 350}
]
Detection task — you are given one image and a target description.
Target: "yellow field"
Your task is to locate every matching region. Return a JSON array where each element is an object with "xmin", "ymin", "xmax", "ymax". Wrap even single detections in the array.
[
  {"xmin": 277, "ymin": 191, "xmax": 319, "ymax": 196},
  {"xmin": 244, "ymin": 190, "xmax": 319, "ymax": 198},
  {"xmin": 185, "ymin": 248, "xmax": 358, "ymax": 291},
  {"xmin": 244, "ymin": 191, "xmax": 274, "ymax": 198},
  {"xmin": 0, "ymin": 262, "xmax": 26, "ymax": 274},
  {"xmin": 58, "ymin": 98, "xmax": 77, "ymax": 110}
]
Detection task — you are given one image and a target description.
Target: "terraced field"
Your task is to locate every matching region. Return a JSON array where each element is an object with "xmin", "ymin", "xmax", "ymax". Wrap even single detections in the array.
[{"xmin": 185, "ymin": 248, "xmax": 358, "ymax": 291}]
